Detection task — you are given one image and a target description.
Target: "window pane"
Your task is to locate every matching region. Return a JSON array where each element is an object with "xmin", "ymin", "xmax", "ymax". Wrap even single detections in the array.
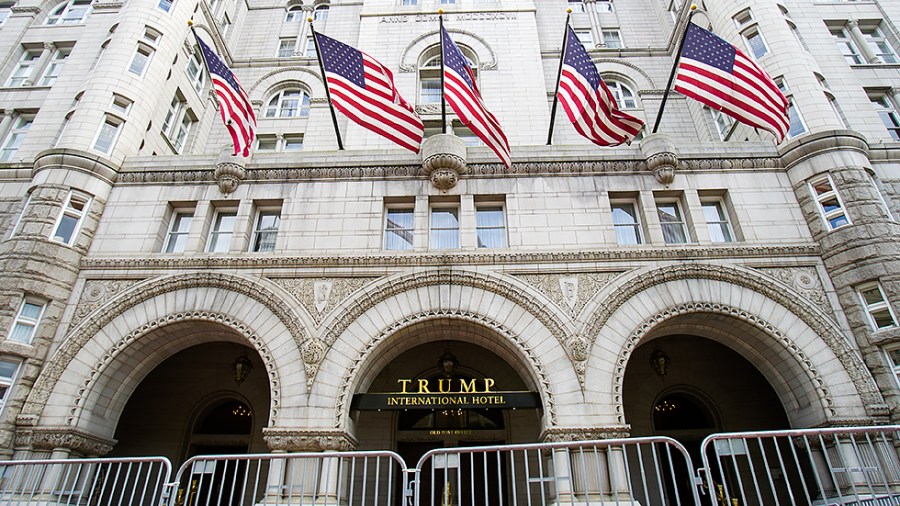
[
  {"xmin": 861, "ymin": 286, "xmax": 885, "ymax": 305},
  {"xmin": 20, "ymin": 302, "xmax": 42, "ymax": 320},
  {"xmin": 873, "ymin": 308, "xmax": 896, "ymax": 329},
  {"xmin": 0, "ymin": 361, "xmax": 16, "ymax": 380},
  {"xmin": 386, "ymin": 208, "xmax": 414, "ymax": 250},
  {"xmin": 476, "ymin": 206, "xmax": 506, "ymax": 248},
  {"xmin": 431, "ymin": 208, "xmax": 459, "ymax": 249},
  {"xmin": 253, "ymin": 211, "xmax": 280, "ymax": 252},
  {"xmin": 658, "ymin": 204, "xmax": 687, "ymax": 244},
  {"xmin": 702, "ymin": 202, "xmax": 732, "ymax": 243},
  {"xmin": 612, "ymin": 203, "xmax": 640, "ymax": 245},
  {"xmin": 54, "ymin": 214, "xmax": 78, "ymax": 243},
  {"xmin": 209, "ymin": 213, "xmax": 236, "ymax": 252}
]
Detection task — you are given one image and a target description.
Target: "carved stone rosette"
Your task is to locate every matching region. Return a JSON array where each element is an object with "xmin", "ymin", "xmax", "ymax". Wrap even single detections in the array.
[
  {"xmin": 16, "ymin": 426, "xmax": 117, "ymax": 456},
  {"xmin": 539, "ymin": 426, "xmax": 630, "ymax": 443},
  {"xmin": 421, "ymin": 133, "xmax": 467, "ymax": 190},
  {"xmin": 640, "ymin": 133, "xmax": 678, "ymax": 185},
  {"xmin": 214, "ymin": 160, "xmax": 247, "ymax": 195},
  {"xmin": 263, "ymin": 428, "xmax": 358, "ymax": 452}
]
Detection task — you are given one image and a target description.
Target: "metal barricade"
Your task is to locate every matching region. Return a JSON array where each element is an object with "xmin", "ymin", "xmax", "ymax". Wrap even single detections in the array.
[
  {"xmin": 413, "ymin": 436, "xmax": 702, "ymax": 506},
  {"xmin": 0, "ymin": 456, "xmax": 172, "ymax": 506},
  {"xmin": 699, "ymin": 425, "xmax": 900, "ymax": 506},
  {"xmin": 169, "ymin": 450, "xmax": 408, "ymax": 506}
]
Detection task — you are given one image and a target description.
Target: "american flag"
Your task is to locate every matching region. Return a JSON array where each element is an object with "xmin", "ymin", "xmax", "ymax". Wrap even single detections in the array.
[
  {"xmin": 314, "ymin": 32, "xmax": 424, "ymax": 153},
  {"xmin": 441, "ymin": 25, "xmax": 510, "ymax": 167},
  {"xmin": 674, "ymin": 23, "xmax": 789, "ymax": 142},
  {"xmin": 195, "ymin": 35, "xmax": 256, "ymax": 156},
  {"xmin": 558, "ymin": 26, "xmax": 644, "ymax": 145}
]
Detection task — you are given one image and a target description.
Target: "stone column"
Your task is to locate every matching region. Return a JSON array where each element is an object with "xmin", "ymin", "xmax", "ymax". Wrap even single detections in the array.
[
  {"xmin": 23, "ymin": 42, "xmax": 54, "ymax": 87},
  {"xmin": 0, "ymin": 110, "xmax": 14, "ymax": 137},
  {"xmin": 262, "ymin": 428, "xmax": 357, "ymax": 504},
  {"xmin": 539, "ymin": 426, "xmax": 630, "ymax": 503},
  {"xmin": 847, "ymin": 20, "xmax": 880, "ymax": 64}
]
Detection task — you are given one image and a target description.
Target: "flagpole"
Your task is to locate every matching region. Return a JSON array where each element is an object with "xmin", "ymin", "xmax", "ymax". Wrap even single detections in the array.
[
  {"xmin": 438, "ymin": 10, "xmax": 447, "ymax": 134},
  {"xmin": 188, "ymin": 21, "xmax": 227, "ymax": 128},
  {"xmin": 547, "ymin": 9, "xmax": 572, "ymax": 145},
  {"xmin": 651, "ymin": 3, "xmax": 697, "ymax": 134},
  {"xmin": 309, "ymin": 19, "xmax": 345, "ymax": 150}
]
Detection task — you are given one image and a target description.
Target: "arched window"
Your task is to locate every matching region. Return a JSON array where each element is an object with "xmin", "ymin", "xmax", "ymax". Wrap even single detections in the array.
[
  {"xmin": 264, "ymin": 88, "xmax": 310, "ymax": 118},
  {"xmin": 417, "ymin": 44, "xmax": 477, "ymax": 105},
  {"xmin": 285, "ymin": 4, "xmax": 303, "ymax": 22},
  {"xmin": 606, "ymin": 80, "xmax": 638, "ymax": 109},
  {"xmin": 45, "ymin": 0, "xmax": 91, "ymax": 24},
  {"xmin": 313, "ymin": 2, "xmax": 328, "ymax": 22}
]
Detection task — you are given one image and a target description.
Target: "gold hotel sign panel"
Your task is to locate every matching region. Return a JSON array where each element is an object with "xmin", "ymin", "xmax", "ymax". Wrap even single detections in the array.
[{"xmin": 351, "ymin": 378, "xmax": 542, "ymax": 411}]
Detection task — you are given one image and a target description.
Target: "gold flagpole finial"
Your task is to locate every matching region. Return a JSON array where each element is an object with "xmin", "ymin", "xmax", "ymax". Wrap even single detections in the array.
[
  {"xmin": 566, "ymin": 7, "xmax": 572, "ymax": 13},
  {"xmin": 307, "ymin": 16, "xmax": 313, "ymax": 22},
  {"xmin": 187, "ymin": 19, "xmax": 193, "ymax": 26},
  {"xmin": 690, "ymin": 3, "xmax": 697, "ymax": 9},
  {"xmin": 437, "ymin": 8, "xmax": 444, "ymax": 14}
]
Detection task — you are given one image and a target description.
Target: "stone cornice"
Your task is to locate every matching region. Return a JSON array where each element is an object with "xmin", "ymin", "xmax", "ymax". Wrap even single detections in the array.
[
  {"xmin": 16, "ymin": 426, "xmax": 117, "ymax": 456},
  {"xmin": 33, "ymin": 149, "xmax": 121, "ymax": 185},
  {"xmin": 779, "ymin": 130, "xmax": 870, "ymax": 170},
  {"xmin": 79, "ymin": 244, "xmax": 821, "ymax": 270},
  {"xmin": 262, "ymin": 429, "xmax": 357, "ymax": 451},
  {"xmin": 539, "ymin": 426, "xmax": 631, "ymax": 442}
]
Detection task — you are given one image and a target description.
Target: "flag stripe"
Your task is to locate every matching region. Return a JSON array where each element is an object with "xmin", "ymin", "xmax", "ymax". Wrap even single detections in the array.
[{"xmin": 196, "ymin": 35, "xmax": 256, "ymax": 156}]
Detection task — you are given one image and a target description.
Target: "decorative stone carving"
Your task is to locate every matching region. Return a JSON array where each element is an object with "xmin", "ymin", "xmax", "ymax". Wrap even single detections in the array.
[
  {"xmin": 263, "ymin": 429, "xmax": 357, "ymax": 452},
  {"xmin": 421, "ymin": 134, "xmax": 467, "ymax": 190},
  {"xmin": 334, "ymin": 308, "xmax": 556, "ymax": 429},
  {"xmin": 560, "ymin": 277, "xmax": 578, "ymax": 310},
  {"xmin": 214, "ymin": 161, "xmax": 246, "ymax": 195},
  {"xmin": 640, "ymin": 133, "xmax": 678, "ymax": 185},
  {"xmin": 16, "ymin": 427, "xmax": 117, "ymax": 456},
  {"xmin": 270, "ymin": 276, "xmax": 375, "ymax": 326},
  {"xmin": 755, "ymin": 267, "xmax": 834, "ymax": 320},
  {"xmin": 539, "ymin": 426, "xmax": 630, "ymax": 442},
  {"xmin": 514, "ymin": 271, "xmax": 620, "ymax": 317},
  {"xmin": 313, "ymin": 281, "xmax": 332, "ymax": 313},
  {"xmin": 71, "ymin": 279, "xmax": 142, "ymax": 328}
]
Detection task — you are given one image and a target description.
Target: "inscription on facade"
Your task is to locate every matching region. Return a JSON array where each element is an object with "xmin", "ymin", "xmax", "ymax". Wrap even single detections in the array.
[{"xmin": 379, "ymin": 12, "xmax": 518, "ymax": 23}]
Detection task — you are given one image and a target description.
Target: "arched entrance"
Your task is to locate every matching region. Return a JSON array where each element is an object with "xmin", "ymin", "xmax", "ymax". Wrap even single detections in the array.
[{"xmin": 110, "ymin": 341, "xmax": 270, "ymax": 464}]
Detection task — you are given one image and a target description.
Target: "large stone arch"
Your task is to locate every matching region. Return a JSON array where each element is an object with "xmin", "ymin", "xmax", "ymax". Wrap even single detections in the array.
[
  {"xmin": 579, "ymin": 263, "xmax": 887, "ymax": 422},
  {"xmin": 21, "ymin": 273, "xmax": 307, "ymax": 436}
]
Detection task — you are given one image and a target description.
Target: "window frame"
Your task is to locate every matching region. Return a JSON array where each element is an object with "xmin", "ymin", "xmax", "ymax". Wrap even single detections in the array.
[
  {"xmin": 250, "ymin": 208, "xmax": 281, "ymax": 253},
  {"xmin": 701, "ymin": 199, "xmax": 734, "ymax": 243},
  {"xmin": 385, "ymin": 205, "xmax": 415, "ymax": 251},
  {"xmin": 91, "ymin": 114, "xmax": 124, "ymax": 155},
  {"xmin": 128, "ymin": 43, "xmax": 154, "ymax": 77},
  {"xmin": 606, "ymin": 80, "xmax": 638, "ymax": 109},
  {"xmin": 186, "ymin": 52, "xmax": 206, "ymax": 94},
  {"xmin": 710, "ymin": 108, "xmax": 735, "ymax": 140},
  {"xmin": 610, "ymin": 200, "xmax": 643, "ymax": 245},
  {"xmin": 870, "ymin": 94, "xmax": 900, "ymax": 141},
  {"xmin": 6, "ymin": 50, "xmax": 41, "ymax": 87},
  {"xmin": 161, "ymin": 94, "xmax": 193, "ymax": 153},
  {"xmin": 861, "ymin": 24, "xmax": 898, "ymax": 64},
  {"xmin": 264, "ymin": 88, "xmax": 311, "ymax": 118},
  {"xmin": 0, "ymin": 359, "xmax": 20, "ymax": 415},
  {"xmin": 742, "ymin": 26, "xmax": 769, "ymax": 59},
  {"xmin": 475, "ymin": 201, "xmax": 507, "ymax": 249},
  {"xmin": 285, "ymin": 5, "xmax": 303, "ymax": 22},
  {"xmin": 831, "ymin": 27, "xmax": 863, "ymax": 65},
  {"xmin": 0, "ymin": 115, "xmax": 34, "ymax": 162},
  {"xmin": 206, "ymin": 208, "xmax": 237, "ymax": 253},
  {"xmin": 858, "ymin": 282, "xmax": 897, "ymax": 331},
  {"xmin": 8, "ymin": 298, "xmax": 45, "ymax": 345},
  {"xmin": 163, "ymin": 209, "xmax": 194, "ymax": 253},
  {"xmin": 45, "ymin": 0, "xmax": 91, "ymax": 25},
  {"xmin": 50, "ymin": 190, "xmax": 91, "ymax": 246},
  {"xmin": 277, "ymin": 38, "xmax": 298, "ymax": 58},
  {"xmin": 656, "ymin": 199, "xmax": 689, "ymax": 244},
  {"xmin": 430, "ymin": 203, "xmax": 460, "ymax": 250},
  {"xmin": 38, "ymin": 47, "xmax": 70, "ymax": 86},
  {"xmin": 809, "ymin": 174, "xmax": 851, "ymax": 231},
  {"xmin": 601, "ymin": 30, "xmax": 623, "ymax": 49}
]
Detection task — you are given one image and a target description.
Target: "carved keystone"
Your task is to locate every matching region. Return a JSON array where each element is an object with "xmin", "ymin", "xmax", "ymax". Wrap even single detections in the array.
[
  {"xmin": 640, "ymin": 133, "xmax": 678, "ymax": 186},
  {"xmin": 214, "ymin": 149, "xmax": 247, "ymax": 195},
  {"xmin": 421, "ymin": 133, "xmax": 467, "ymax": 190}
]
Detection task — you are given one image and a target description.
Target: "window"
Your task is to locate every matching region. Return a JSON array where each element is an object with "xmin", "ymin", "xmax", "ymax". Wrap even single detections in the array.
[
  {"xmin": 401, "ymin": 0, "xmax": 417, "ymax": 5},
  {"xmin": 596, "ymin": 0, "xmax": 613, "ymax": 12},
  {"xmin": 305, "ymin": 36, "xmax": 316, "ymax": 58},
  {"xmin": 733, "ymin": 9, "xmax": 753, "ymax": 29},
  {"xmin": 476, "ymin": 202, "xmax": 506, "ymax": 248},
  {"xmin": 283, "ymin": 135, "xmax": 303, "ymax": 150},
  {"xmin": 6, "ymin": 50, "xmax": 40, "ymax": 87},
  {"xmin": 601, "ymin": 30, "xmax": 623, "ymax": 49},
  {"xmin": 885, "ymin": 348, "xmax": 900, "ymax": 387},
  {"xmin": 8, "ymin": 299, "xmax": 44, "ymax": 344},
  {"xmin": 742, "ymin": 27, "xmax": 769, "ymax": 59},
  {"xmin": 418, "ymin": 45, "xmax": 477, "ymax": 106},
  {"xmin": 251, "ymin": 209, "xmax": 280, "ymax": 252},
  {"xmin": 809, "ymin": 175, "xmax": 850, "ymax": 230},
  {"xmin": 219, "ymin": 13, "xmax": 231, "ymax": 36},
  {"xmin": 39, "ymin": 48, "xmax": 69, "ymax": 86},
  {"xmin": 574, "ymin": 29, "xmax": 594, "ymax": 49},
  {"xmin": 207, "ymin": 209, "xmax": 236, "ymax": 252},
  {"xmin": 9, "ymin": 193, "xmax": 33, "ymax": 238},
  {"xmin": 0, "ymin": 360, "xmax": 19, "ymax": 414},
  {"xmin": 162, "ymin": 94, "xmax": 193, "ymax": 153},
  {"xmin": 568, "ymin": 0, "xmax": 585, "ymax": 12},
  {"xmin": 701, "ymin": 200, "xmax": 733, "ymax": 242},
  {"xmin": 385, "ymin": 206, "xmax": 414, "ymax": 250},
  {"xmin": 257, "ymin": 135, "xmax": 277, "ymax": 151},
  {"xmin": 710, "ymin": 108, "xmax": 735, "ymax": 140},
  {"xmin": 657, "ymin": 200, "xmax": 688, "ymax": 244},
  {"xmin": 111, "ymin": 94, "xmax": 133, "ymax": 115},
  {"xmin": 186, "ymin": 52, "xmax": 205, "ymax": 93},
  {"xmin": 51, "ymin": 191, "xmax": 91, "ymax": 245},
  {"xmin": 0, "ymin": 116, "xmax": 32, "ymax": 161},
  {"xmin": 92, "ymin": 115, "xmax": 123, "ymax": 154},
  {"xmin": 870, "ymin": 94, "xmax": 900, "ymax": 141},
  {"xmin": 285, "ymin": 5, "xmax": 303, "ymax": 22},
  {"xmin": 313, "ymin": 3, "xmax": 328, "ymax": 23},
  {"xmin": 277, "ymin": 38, "xmax": 297, "ymax": 58},
  {"xmin": 158, "ymin": 0, "xmax": 173, "ymax": 12},
  {"xmin": 776, "ymin": 79, "xmax": 806, "ymax": 138},
  {"xmin": 607, "ymin": 80, "xmax": 637, "ymax": 109},
  {"xmin": 143, "ymin": 26, "xmax": 162, "ymax": 45},
  {"xmin": 611, "ymin": 201, "xmax": 642, "ymax": 245},
  {"xmin": 264, "ymin": 89, "xmax": 310, "ymax": 118},
  {"xmin": 430, "ymin": 205, "xmax": 459, "ymax": 249},
  {"xmin": 818, "ymin": 75, "xmax": 846, "ymax": 128},
  {"xmin": 831, "ymin": 28, "xmax": 862, "ymax": 64},
  {"xmin": 869, "ymin": 174, "xmax": 895, "ymax": 221},
  {"xmin": 128, "ymin": 44, "xmax": 154, "ymax": 77},
  {"xmin": 45, "ymin": 0, "xmax": 90, "ymax": 24},
  {"xmin": 164, "ymin": 210, "xmax": 193, "ymax": 253},
  {"xmin": 858, "ymin": 283, "xmax": 897, "ymax": 331},
  {"xmin": 861, "ymin": 25, "xmax": 897, "ymax": 64},
  {"xmin": 440, "ymin": 0, "xmax": 456, "ymax": 4},
  {"xmin": 0, "ymin": 3, "xmax": 12, "ymax": 26}
]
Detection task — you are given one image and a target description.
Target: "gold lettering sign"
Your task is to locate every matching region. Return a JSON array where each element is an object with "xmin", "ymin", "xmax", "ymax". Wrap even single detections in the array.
[{"xmin": 396, "ymin": 378, "xmax": 495, "ymax": 394}]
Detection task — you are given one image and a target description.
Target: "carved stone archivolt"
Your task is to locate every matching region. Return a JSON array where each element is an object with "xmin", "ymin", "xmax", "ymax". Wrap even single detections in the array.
[
  {"xmin": 586, "ymin": 264, "xmax": 887, "ymax": 419},
  {"xmin": 755, "ymin": 266, "xmax": 835, "ymax": 321},
  {"xmin": 539, "ymin": 426, "xmax": 630, "ymax": 443},
  {"xmin": 269, "ymin": 276, "xmax": 375, "ymax": 326},
  {"xmin": 263, "ymin": 428, "xmax": 357, "ymax": 452},
  {"xmin": 70, "ymin": 279, "xmax": 143, "ymax": 329},
  {"xmin": 66, "ymin": 310, "xmax": 282, "ymax": 427},
  {"xmin": 16, "ymin": 426, "xmax": 116, "ymax": 456},
  {"xmin": 334, "ymin": 309, "xmax": 556, "ymax": 430},
  {"xmin": 611, "ymin": 302, "xmax": 836, "ymax": 425},
  {"xmin": 22, "ymin": 272, "xmax": 305, "ymax": 424}
]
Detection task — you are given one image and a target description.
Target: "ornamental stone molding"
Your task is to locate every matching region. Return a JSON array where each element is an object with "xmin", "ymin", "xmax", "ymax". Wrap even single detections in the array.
[
  {"xmin": 33, "ymin": 149, "xmax": 121, "ymax": 185},
  {"xmin": 79, "ymin": 244, "xmax": 821, "ymax": 270},
  {"xmin": 583, "ymin": 264, "xmax": 887, "ymax": 419},
  {"xmin": 421, "ymin": 134, "xmax": 467, "ymax": 190},
  {"xmin": 269, "ymin": 276, "xmax": 376, "ymax": 326},
  {"xmin": 513, "ymin": 271, "xmax": 621, "ymax": 318},
  {"xmin": 11, "ymin": 5, "xmax": 41, "ymax": 13},
  {"xmin": 317, "ymin": 268, "xmax": 573, "ymax": 388},
  {"xmin": 65, "ymin": 310, "xmax": 282, "ymax": 427},
  {"xmin": 754, "ymin": 266, "xmax": 834, "ymax": 321},
  {"xmin": 214, "ymin": 160, "xmax": 247, "ymax": 195},
  {"xmin": 263, "ymin": 429, "xmax": 357, "ymax": 452},
  {"xmin": 334, "ymin": 309, "xmax": 556, "ymax": 429},
  {"xmin": 610, "ymin": 302, "xmax": 836, "ymax": 425},
  {"xmin": 22, "ymin": 272, "xmax": 304, "ymax": 423},
  {"xmin": 779, "ymin": 130, "xmax": 869, "ymax": 170},
  {"xmin": 539, "ymin": 426, "xmax": 630, "ymax": 443},
  {"xmin": 640, "ymin": 133, "xmax": 678, "ymax": 186},
  {"xmin": 70, "ymin": 279, "xmax": 144, "ymax": 329},
  {"xmin": 398, "ymin": 28, "xmax": 498, "ymax": 73},
  {"xmin": 16, "ymin": 426, "xmax": 116, "ymax": 456}
]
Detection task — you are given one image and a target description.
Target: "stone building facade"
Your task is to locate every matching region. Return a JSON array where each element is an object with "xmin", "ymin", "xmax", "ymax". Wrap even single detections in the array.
[{"xmin": 0, "ymin": 0, "xmax": 897, "ymax": 471}]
